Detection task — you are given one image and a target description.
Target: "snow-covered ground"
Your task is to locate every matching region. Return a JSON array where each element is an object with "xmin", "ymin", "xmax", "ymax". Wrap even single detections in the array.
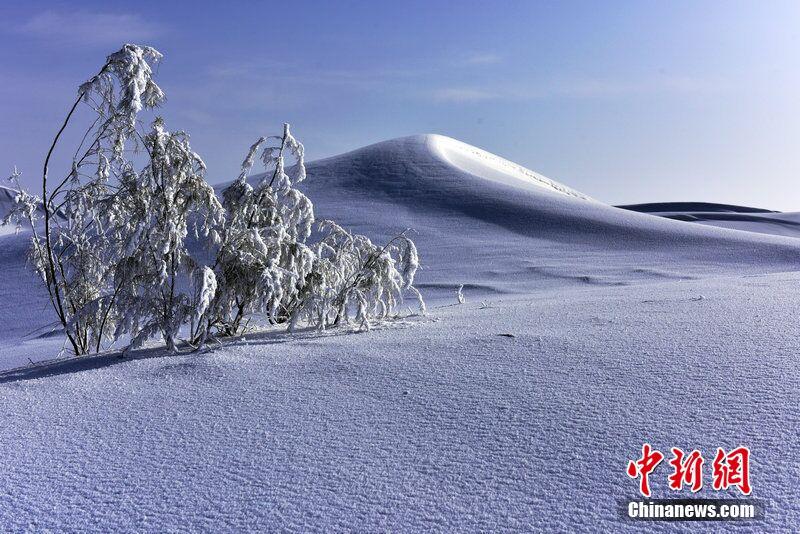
[{"xmin": 1, "ymin": 135, "xmax": 799, "ymax": 531}]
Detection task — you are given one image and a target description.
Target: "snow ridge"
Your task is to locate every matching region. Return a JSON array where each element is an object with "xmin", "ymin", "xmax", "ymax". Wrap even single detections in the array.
[{"xmin": 426, "ymin": 134, "xmax": 594, "ymax": 201}]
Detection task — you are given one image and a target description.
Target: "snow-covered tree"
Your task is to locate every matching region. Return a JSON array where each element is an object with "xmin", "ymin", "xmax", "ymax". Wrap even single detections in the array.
[
  {"xmin": 206, "ymin": 124, "xmax": 315, "ymax": 338},
  {"xmin": 111, "ymin": 118, "xmax": 223, "ymax": 353},
  {"xmin": 4, "ymin": 44, "xmax": 165, "ymax": 355}
]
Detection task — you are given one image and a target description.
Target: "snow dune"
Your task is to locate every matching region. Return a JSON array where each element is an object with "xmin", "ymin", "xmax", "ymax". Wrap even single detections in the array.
[
  {"xmin": 296, "ymin": 135, "xmax": 800, "ymax": 296},
  {"xmin": 2, "ymin": 134, "xmax": 800, "ymax": 531},
  {"xmin": 621, "ymin": 201, "xmax": 800, "ymax": 238}
]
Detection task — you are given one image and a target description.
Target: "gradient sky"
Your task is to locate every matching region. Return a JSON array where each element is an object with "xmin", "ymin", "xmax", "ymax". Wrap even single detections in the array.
[{"xmin": 2, "ymin": 1, "xmax": 799, "ymax": 209}]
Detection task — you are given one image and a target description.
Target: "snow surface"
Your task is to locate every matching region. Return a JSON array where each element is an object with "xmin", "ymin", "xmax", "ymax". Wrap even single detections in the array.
[{"xmin": 1, "ymin": 134, "xmax": 799, "ymax": 531}]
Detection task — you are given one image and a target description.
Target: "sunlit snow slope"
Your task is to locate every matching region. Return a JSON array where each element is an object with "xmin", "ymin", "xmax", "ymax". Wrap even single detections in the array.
[{"xmin": 430, "ymin": 134, "xmax": 594, "ymax": 200}]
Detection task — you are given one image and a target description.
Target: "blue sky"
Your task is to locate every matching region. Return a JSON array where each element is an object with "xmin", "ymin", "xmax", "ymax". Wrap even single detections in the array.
[{"xmin": 2, "ymin": 0, "xmax": 799, "ymax": 209}]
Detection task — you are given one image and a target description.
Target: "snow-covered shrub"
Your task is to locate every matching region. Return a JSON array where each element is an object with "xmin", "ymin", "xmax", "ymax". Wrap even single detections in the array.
[
  {"xmin": 111, "ymin": 118, "xmax": 223, "ymax": 353},
  {"xmin": 203, "ymin": 124, "xmax": 315, "ymax": 339},
  {"xmin": 208, "ymin": 125, "xmax": 425, "ymax": 337},
  {"xmin": 289, "ymin": 221, "xmax": 424, "ymax": 332},
  {"xmin": 4, "ymin": 44, "xmax": 165, "ymax": 355}
]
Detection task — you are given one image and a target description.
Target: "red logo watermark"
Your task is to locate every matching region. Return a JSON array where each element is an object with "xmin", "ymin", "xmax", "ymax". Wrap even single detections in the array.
[{"xmin": 627, "ymin": 444, "xmax": 751, "ymax": 497}]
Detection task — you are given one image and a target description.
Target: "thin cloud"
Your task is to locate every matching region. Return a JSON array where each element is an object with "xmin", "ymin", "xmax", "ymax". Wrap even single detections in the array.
[
  {"xmin": 178, "ymin": 109, "xmax": 216, "ymax": 126},
  {"xmin": 430, "ymin": 76, "xmax": 730, "ymax": 104},
  {"xmin": 206, "ymin": 61, "xmax": 425, "ymax": 88},
  {"xmin": 461, "ymin": 53, "xmax": 502, "ymax": 66},
  {"xmin": 527, "ymin": 77, "xmax": 730, "ymax": 99},
  {"xmin": 17, "ymin": 10, "xmax": 163, "ymax": 47},
  {"xmin": 430, "ymin": 88, "xmax": 498, "ymax": 103}
]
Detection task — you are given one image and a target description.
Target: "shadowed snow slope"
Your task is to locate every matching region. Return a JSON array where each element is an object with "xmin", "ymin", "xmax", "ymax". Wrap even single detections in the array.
[
  {"xmin": 0, "ymin": 186, "xmax": 22, "ymax": 236},
  {"xmin": 0, "ymin": 185, "xmax": 17, "ymax": 207},
  {"xmin": 0, "ymin": 185, "xmax": 50, "ymax": 236}
]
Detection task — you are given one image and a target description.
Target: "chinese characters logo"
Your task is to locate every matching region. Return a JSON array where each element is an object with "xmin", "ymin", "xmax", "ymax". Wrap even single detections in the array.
[{"xmin": 627, "ymin": 444, "xmax": 751, "ymax": 497}]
